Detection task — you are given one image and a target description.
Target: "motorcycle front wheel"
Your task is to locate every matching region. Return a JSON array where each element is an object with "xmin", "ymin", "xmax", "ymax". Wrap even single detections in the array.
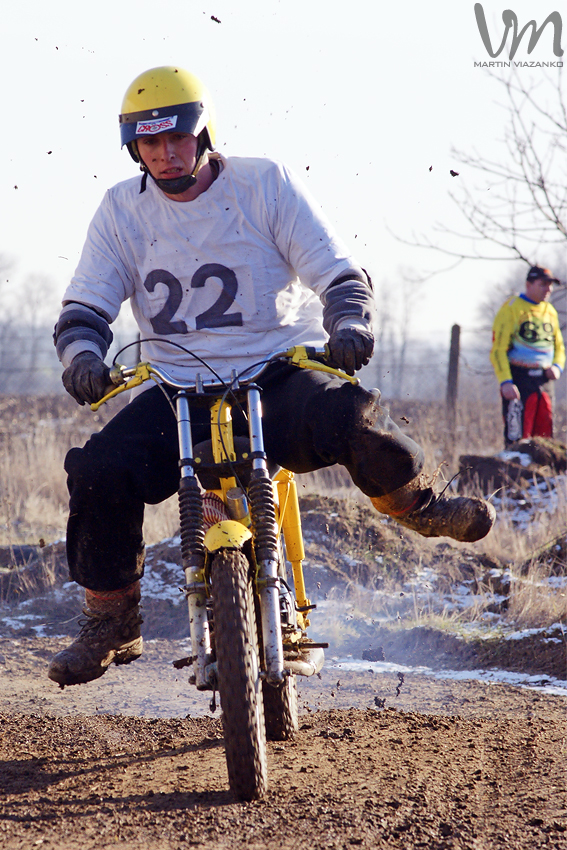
[{"xmin": 211, "ymin": 548, "xmax": 268, "ymax": 801}]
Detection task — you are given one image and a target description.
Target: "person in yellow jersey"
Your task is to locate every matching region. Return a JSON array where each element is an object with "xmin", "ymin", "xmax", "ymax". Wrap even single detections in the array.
[
  {"xmin": 48, "ymin": 66, "xmax": 496, "ymax": 688},
  {"xmin": 490, "ymin": 266, "xmax": 565, "ymax": 447}
]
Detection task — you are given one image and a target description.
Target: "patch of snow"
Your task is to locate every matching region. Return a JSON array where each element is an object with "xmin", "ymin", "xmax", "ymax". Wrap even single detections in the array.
[
  {"xmin": 545, "ymin": 576, "xmax": 567, "ymax": 588},
  {"xmin": 490, "ymin": 473, "xmax": 565, "ymax": 529},
  {"xmin": 502, "ymin": 623, "xmax": 565, "ymax": 642},
  {"xmin": 328, "ymin": 657, "xmax": 567, "ymax": 698},
  {"xmin": 1, "ymin": 614, "xmax": 41, "ymax": 629},
  {"xmin": 496, "ymin": 450, "xmax": 532, "ymax": 467},
  {"xmin": 141, "ymin": 559, "xmax": 185, "ymax": 604}
]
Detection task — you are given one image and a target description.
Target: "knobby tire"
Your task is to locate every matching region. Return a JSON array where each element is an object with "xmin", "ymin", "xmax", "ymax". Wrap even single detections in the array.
[
  {"xmin": 211, "ymin": 548, "xmax": 268, "ymax": 801},
  {"xmin": 262, "ymin": 675, "xmax": 298, "ymax": 741},
  {"xmin": 261, "ymin": 535, "xmax": 299, "ymax": 741}
]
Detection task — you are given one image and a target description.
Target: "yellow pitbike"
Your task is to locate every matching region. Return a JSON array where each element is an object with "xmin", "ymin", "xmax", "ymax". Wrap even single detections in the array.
[{"xmin": 92, "ymin": 345, "xmax": 356, "ymax": 801}]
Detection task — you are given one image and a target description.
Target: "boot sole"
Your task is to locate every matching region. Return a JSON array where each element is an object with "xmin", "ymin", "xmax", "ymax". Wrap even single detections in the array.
[
  {"xmin": 48, "ymin": 638, "xmax": 143, "ymax": 687},
  {"xmin": 113, "ymin": 637, "xmax": 144, "ymax": 665}
]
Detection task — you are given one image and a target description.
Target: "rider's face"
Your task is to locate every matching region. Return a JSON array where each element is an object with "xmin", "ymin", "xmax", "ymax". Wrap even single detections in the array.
[{"xmin": 137, "ymin": 132, "xmax": 199, "ymax": 183}]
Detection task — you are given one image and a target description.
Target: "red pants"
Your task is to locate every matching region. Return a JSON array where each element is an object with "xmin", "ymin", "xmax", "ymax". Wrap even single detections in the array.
[{"xmin": 522, "ymin": 391, "xmax": 553, "ymax": 438}]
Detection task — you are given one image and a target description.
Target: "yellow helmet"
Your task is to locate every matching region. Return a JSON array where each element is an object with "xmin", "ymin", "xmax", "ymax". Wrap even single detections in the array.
[{"xmin": 119, "ymin": 66, "xmax": 216, "ymax": 163}]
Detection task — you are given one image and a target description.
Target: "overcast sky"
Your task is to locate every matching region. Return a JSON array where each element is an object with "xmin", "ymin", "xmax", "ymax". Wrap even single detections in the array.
[{"xmin": 1, "ymin": 0, "xmax": 563, "ymax": 345}]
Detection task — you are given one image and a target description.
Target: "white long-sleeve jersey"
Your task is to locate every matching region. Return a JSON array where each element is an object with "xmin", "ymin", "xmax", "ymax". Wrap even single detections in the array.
[{"xmin": 58, "ymin": 154, "xmax": 372, "ymax": 382}]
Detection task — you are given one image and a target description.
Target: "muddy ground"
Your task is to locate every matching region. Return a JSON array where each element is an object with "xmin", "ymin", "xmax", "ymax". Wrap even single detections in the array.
[
  {"xmin": 0, "ymin": 638, "xmax": 566, "ymax": 850},
  {"xmin": 1, "ymin": 557, "xmax": 566, "ymax": 847}
]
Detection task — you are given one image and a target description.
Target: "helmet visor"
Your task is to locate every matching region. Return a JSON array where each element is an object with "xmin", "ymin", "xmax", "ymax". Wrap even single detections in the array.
[{"xmin": 119, "ymin": 100, "xmax": 210, "ymax": 148}]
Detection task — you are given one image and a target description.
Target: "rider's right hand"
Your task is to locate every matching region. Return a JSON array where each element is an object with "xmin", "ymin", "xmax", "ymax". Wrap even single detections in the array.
[{"xmin": 62, "ymin": 351, "xmax": 112, "ymax": 406}]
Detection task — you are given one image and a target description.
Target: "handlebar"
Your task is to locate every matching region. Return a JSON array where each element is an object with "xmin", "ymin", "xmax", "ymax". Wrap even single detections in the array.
[{"xmin": 90, "ymin": 344, "xmax": 359, "ymax": 411}]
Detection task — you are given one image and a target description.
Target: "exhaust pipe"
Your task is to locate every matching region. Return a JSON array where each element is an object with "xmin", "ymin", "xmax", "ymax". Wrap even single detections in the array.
[{"xmin": 283, "ymin": 646, "xmax": 325, "ymax": 677}]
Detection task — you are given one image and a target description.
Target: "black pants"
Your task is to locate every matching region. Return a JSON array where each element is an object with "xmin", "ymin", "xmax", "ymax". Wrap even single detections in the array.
[{"xmin": 65, "ymin": 366, "xmax": 424, "ymax": 591}]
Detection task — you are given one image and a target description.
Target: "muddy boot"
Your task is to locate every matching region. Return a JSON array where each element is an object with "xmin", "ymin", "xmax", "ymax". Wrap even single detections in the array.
[
  {"xmin": 371, "ymin": 473, "xmax": 496, "ymax": 543},
  {"xmin": 48, "ymin": 581, "xmax": 143, "ymax": 687}
]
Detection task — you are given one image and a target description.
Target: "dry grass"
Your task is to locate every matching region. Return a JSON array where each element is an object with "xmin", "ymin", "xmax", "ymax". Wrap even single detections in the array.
[
  {"xmin": 143, "ymin": 497, "xmax": 180, "ymax": 545},
  {"xmin": 0, "ymin": 395, "xmax": 181, "ymax": 549},
  {"xmin": 0, "ymin": 395, "xmax": 118, "ymax": 547},
  {"xmin": 0, "ymin": 416, "xmax": 80, "ymax": 547},
  {"xmin": 506, "ymin": 563, "xmax": 567, "ymax": 629},
  {"xmin": 482, "ymin": 482, "xmax": 567, "ymax": 564}
]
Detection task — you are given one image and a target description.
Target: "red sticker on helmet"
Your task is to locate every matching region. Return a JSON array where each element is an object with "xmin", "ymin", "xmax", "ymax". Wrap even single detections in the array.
[{"xmin": 136, "ymin": 115, "xmax": 178, "ymax": 135}]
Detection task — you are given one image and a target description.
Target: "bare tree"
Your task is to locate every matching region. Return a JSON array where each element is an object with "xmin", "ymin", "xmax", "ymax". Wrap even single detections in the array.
[
  {"xmin": 393, "ymin": 268, "xmax": 426, "ymax": 396},
  {"xmin": 367, "ymin": 267, "xmax": 443, "ymax": 399},
  {"xmin": 405, "ymin": 70, "xmax": 566, "ymax": 267},
  {"xmin": 0, "ymin": 270, "xmax": 63, "ymax": 393}
]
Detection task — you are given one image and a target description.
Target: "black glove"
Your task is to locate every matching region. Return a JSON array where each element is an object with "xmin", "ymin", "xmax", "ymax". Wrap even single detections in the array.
[
  {"xmin": 62, "ymin": 351, "xmax": 111, "ymax": 406},
  {"xmin": 327, "ymin": 327, "xmax": 374, "ymax": 376}
]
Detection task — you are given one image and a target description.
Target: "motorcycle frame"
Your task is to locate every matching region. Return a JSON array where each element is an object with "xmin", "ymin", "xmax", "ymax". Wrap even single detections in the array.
[{"xmin": 178, "ymin": 380, "xmax": 309, "ymax": 690}]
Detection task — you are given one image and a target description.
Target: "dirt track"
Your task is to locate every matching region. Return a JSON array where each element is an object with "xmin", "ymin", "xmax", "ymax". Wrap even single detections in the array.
[{"xmin": 0, "ymin": 637, "xmax": 565, "ymax": 849}]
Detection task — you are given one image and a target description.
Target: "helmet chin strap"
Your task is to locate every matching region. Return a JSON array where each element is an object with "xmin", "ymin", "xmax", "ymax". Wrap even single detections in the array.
[{"xmin": 152, "ymin": 172, "xmax": 198, "ymax": 194}]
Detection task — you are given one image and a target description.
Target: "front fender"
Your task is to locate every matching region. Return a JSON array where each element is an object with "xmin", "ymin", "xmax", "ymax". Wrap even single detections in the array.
[{"xmin": 204, "ymin": 520, "xmax": 252, "ymax": 553}]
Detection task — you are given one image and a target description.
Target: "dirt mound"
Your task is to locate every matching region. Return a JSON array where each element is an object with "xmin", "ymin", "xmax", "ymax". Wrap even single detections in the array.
[
  {"xmin": 353, "ymin": 623, "xmax": 566, "ymax": 680},
  {"xmin": 458, "ymin": 436, "xmax": 566, "ymax": 491},
  {"xmin": 528, "ymin": 532, "xmax": 567, "ymax": 576}
]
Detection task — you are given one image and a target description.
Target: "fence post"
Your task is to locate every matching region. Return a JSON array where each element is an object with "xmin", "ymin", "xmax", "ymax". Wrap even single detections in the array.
[{"xmin": 446, "ymin": 324, "xmax": 460, "ymax": 449}]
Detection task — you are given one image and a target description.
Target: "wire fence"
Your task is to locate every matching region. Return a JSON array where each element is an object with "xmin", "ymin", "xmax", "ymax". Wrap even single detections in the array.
[{"xmin": 0, "ymin": 322, "xmax": 562, "ymax": 416}]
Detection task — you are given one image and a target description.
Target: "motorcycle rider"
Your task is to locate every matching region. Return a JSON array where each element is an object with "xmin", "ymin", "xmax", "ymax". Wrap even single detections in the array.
[{"xmin": 49, "ymin": 67, "xmax": 495, "ymax": 687}]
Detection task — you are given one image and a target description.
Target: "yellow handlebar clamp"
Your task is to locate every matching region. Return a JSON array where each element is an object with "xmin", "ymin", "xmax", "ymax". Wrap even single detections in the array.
[{"xmin": 284, "ymin": 345, "xmax": 359, "ymax": 385}]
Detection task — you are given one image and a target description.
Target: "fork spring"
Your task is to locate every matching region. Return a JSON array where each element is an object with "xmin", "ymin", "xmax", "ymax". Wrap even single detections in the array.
[
  {"xmin": 248, "ymin": 473, "xmax": 278, "ymax": 559},
  {"xmin": 178, "ymin": 476, "xmax": 205, "ymax": 563}
]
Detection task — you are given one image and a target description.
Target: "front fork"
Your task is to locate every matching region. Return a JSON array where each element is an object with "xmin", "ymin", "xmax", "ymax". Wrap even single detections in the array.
[
  {"xmin": 176, "ymin": 391, "xmax": 213, "ymax": 691},
  {"xmin": 177, "ymin": 385, "xmax": 285, "ymax": 689},
  {"xmin": 247, "ymin": 386, "xmax": 285, "ymax": 686}
]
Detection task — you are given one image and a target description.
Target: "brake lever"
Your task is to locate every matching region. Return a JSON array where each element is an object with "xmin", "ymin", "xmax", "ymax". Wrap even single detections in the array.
[{"xmin": 90, "ymin": 362, "xmax": 153, "ymax": 411}]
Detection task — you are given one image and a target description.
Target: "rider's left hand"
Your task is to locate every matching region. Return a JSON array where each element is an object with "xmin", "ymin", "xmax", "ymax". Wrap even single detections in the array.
[{"xmin": 327, "ymin": 327, "xmax": 374, "ymax": 376}]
